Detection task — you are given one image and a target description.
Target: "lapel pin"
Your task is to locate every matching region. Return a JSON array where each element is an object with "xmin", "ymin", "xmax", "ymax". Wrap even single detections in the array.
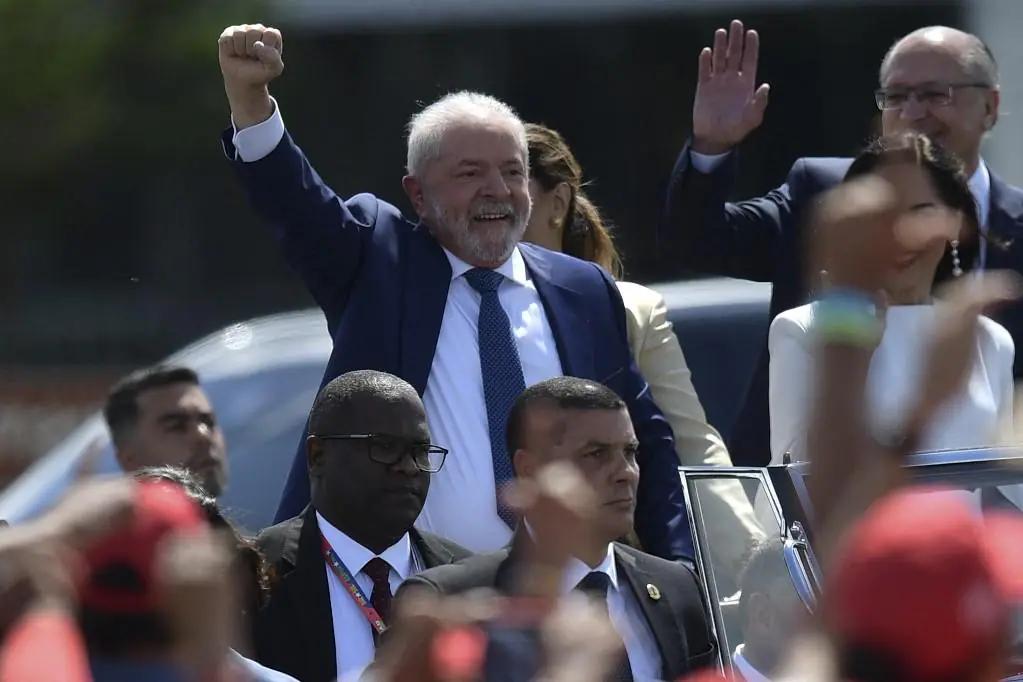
[{"xmin": 646, "ymin": 583, "xmax": 661, "ymax": 601}]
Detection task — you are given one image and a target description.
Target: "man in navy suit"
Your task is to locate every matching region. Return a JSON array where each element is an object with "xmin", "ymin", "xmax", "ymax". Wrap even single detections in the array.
[
  {"xmin": 663, "ymin": 20, "xmax": 1023, "ymax": 465},
  {"xmin": 217, "ymin": 24, "xmax": 693, "ymax": 562}
]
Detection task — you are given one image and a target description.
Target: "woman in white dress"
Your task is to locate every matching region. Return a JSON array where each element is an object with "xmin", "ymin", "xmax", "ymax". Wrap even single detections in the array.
[{"xmin": 769, "ymin": 133, "xmax": 1014, "ymax": 464}]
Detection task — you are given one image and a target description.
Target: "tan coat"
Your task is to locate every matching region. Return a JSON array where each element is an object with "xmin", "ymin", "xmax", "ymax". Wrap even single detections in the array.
[{"xmin": 617, "ymin": 281, "xmax": 765, "ymax": 575}]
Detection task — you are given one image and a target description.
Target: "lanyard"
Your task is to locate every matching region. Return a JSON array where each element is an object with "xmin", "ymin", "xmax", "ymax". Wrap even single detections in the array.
[{"xmin": 320, "ymin": 533, "xmax": 388, "ymax": 636}]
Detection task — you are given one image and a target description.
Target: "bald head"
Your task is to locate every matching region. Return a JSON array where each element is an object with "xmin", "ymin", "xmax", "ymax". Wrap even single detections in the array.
[
  {"xmin": 881, "ymin": 26, "xmax": 998, "ymax": 87},
  {"xmin": 876, "ymin": 26, "xmax": 1000, "ymax": 176}
]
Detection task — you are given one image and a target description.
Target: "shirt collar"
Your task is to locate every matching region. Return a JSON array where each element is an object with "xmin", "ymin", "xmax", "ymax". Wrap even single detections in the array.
[
  {"xmin": 442, "ymin": 246, "xmax": 529, "ymax": 286},
  {"xmin": 969, "ymin": 160, "xmax": 992, "ymax": 231},
  {"xmin": 520, "ymin": 521, "xmax": 617, "ymax": 594},
  {"xmin": 732, "ymin": 644, "xmax": 772, "ymax": 682},
  {"xmin": 559, "ymin": 543, "xmax": 619, "ymax": 595},
  {"xmin": 315, "ymin": 511, "xmax": 413, "ymax": 580}
]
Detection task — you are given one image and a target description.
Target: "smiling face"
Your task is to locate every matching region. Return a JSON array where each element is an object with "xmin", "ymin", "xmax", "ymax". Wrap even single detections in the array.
[
  {"xmin": 873, "ymin": 159, "xmax": 963, "ymax": 303},
  {"xmin": 880, "ymin": 29, "xmax": 999, "ymax": 174},
  {"xmin": 403, "ymin": 120, "xmax": 532, "ymax": 267}
]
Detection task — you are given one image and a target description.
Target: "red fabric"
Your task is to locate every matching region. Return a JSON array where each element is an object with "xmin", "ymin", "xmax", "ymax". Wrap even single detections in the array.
[
  {"xmin": 431, "ymin": 625, "xmax": 486, "ymax": 680},
  {"xmin": 363, "ymin": 557, "xmax": 394, "ymax": 626},
  {"xmin": 78, "ymin": 481, "xmax": 203, "ymax": 613},
  {"xmin": 0, "ymin": 609, "xmax": 92, "ymax": 682},
  {"xmin": 827, "ymin": 486, "xmax": 1023, "ymax": 680}
]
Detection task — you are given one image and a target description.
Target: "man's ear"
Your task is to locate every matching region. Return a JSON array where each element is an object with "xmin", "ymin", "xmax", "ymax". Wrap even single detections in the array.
[
  {"xmin": 512, "ymin": 448, "xmax": 537, "ymax": 481},
  {"xmin": 402, "ymin": 175, "xmax": 426, "ymax": 217},
  {"xmin": 306, "ymin": 436, "xmax": 324, "ymax": 479},
  {"xmin": 986, "ymin": 88, "xmax": 1001, "ymax": 130}
]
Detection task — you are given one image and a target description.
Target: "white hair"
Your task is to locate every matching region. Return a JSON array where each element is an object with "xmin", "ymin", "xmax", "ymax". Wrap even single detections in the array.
[{"xmin": 405, "ymin": 91, "xmax": 528, "ymax": 176}]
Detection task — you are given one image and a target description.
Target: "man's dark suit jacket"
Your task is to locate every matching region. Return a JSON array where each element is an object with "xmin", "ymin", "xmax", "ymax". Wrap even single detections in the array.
[
  {"xmin": 401, "ymin": 541, "xmax": 718, "ymax": 680},
  {"xmin": 225, "ymin": 129, "xmax": 694, "ymax": 562},
  {"xmin": 253, "ymin": 509, "xmax": 471, "ymax": 682},
  {"xmin": 662, "ymin": 141, "xmax": 1023, "ymax": 466}
]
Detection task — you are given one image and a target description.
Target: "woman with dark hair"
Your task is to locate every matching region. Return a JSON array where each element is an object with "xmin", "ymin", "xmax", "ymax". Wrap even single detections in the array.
[
  {"xmin": 522, "ymin": 123, "xmax": 764, "ymax": 575},
  {"xmin": 769, "ymin": 133, "xmax": 1014, "ymax": 464}
]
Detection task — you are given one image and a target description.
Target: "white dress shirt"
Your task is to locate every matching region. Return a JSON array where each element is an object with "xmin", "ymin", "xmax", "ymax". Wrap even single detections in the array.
[
  {"xmin": 689, "ymin": 149, "xmax": 993, "ymax": 267},
  {"xmin": 768, "ymin": 304, "xmax": 1015, "ymax": 464},
  {"xmin": 234, "ymin": 108, "xmax": 564, "ymax": 551},
  {"xmin": 316, "ymin": 512, "xmax": 417, "ymax": 682},
  {"xmin": 732, "ymin": 644, "xmax": 771, "ymax": 682},
  {"xmin": 561, "ymin": 545, "xmax": 663, "ymax": 681},
  {"xmin": 417, "ymin": 248, "xmax": 563, "ymax": 550},
  {"xmin": 969, "ymin": 160, "xmax": 992, "ymax": 268}
]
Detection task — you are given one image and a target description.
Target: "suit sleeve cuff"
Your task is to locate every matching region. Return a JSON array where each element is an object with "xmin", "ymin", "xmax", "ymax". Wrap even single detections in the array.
[
  {"xmin": 231, "ymin": 97, "xmax": 285, "ymax": 162},
  {"xmin": 689, "ymin": 149, "xmax": 730, "ymax": 174}
]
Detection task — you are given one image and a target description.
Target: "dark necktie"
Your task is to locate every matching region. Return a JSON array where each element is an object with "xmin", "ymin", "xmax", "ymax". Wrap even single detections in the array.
[
  {"xmin": 464, "ymin": 267, "xmax": 526, "ymax": 528},
  {"xmin": 362, "ymin": 557, "xmax": 394, "ymax": 632},
  {"xmin": 576, "ymin": 571, "xmax": 635, "ymax": 682}
]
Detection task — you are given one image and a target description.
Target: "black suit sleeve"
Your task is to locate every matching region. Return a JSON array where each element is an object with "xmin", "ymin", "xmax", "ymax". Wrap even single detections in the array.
[{"xmin": 662, "ymin": 140, "xmax": 796, "ymax": 282}]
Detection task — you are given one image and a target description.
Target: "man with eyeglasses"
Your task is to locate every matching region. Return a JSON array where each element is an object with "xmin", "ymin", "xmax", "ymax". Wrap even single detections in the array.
[
  {"xmin": 252, "ymin": 370, "xmax": 471, "ymax": 682},
  {"xmin": 662, "ymin": 21, "xmax": 1023, "ymax": 466}
]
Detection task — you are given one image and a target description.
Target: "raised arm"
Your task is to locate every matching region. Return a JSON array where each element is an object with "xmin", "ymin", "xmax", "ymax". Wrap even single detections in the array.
[
  {"xmin": 218, "ymin": 24, "xmax": 384, "ymax": 327},
  {"xmin": 662, "ymin": 20, "xmax": 790, "ymax": 281}
]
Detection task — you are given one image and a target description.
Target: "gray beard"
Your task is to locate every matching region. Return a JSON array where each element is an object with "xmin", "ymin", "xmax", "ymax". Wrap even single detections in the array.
[{"xmin": 427, "ymin": 198, "xmax": 529, "ymax": 264}]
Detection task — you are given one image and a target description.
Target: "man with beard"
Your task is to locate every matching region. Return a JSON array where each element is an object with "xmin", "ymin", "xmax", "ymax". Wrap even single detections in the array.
[
  {"xmin": 217, "ymin": 25, "xmax": 694, "ymax": 563},
  {"xmin": 105, "ymin": 366, "xmax": 228, "ymax": 497},
  {"xmin": 662, "ymin": 21, "xmax": 1023, "ymax": 466}
]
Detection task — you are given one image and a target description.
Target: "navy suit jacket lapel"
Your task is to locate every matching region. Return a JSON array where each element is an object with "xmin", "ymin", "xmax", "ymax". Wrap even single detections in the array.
[
  {"xmin": 985, "ymin": 172, "xmax": 1023, "ymax": 269},
  {"xmin": 519, "ymin": 244, "xmax": 595, "ymax": 378},
  {"xmin": 400, "ymin": 225, "xmax": 452, "ymax": 395}
]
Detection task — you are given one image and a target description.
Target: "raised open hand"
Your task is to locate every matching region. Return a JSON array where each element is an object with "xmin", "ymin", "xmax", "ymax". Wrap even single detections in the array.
[{"xmin": 692, "ymin": 20, "xmax": 770, "ymax": 155}]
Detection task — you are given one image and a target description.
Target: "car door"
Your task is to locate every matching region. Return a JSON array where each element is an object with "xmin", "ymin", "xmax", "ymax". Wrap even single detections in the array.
[{"xmin": 679, "ymin": 466, "xmax": 821, "ymax": 676}]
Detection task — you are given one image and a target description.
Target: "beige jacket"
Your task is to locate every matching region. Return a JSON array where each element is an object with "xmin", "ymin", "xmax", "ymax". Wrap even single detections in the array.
[{"xmin": 617, "ymin": 281, "xmax": 765, "ymax": 575}]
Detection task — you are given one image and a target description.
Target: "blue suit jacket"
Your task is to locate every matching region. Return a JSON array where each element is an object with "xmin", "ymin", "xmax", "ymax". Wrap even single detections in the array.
[
  {"xmin": 225, "ymin": 130, "xmax": 693, "ymax": 561},
  {"xmin": 663, "ymin": 140, "xmax": 1023, "ymax": 466}
]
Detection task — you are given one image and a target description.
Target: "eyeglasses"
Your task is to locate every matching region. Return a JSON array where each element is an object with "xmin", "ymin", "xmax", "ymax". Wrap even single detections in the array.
[
  {"xmin": 312, "ymin": 434, "xmax": 448, "ymax": 473},
  {"xmin": 874, "ymin": 83, "xmax": 991, "ymax": 111}
]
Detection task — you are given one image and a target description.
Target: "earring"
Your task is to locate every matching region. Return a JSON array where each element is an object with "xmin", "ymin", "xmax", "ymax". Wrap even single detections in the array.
[{"xmin": 950, "ymin": 239, "xmax": 963, "ymax": 277}]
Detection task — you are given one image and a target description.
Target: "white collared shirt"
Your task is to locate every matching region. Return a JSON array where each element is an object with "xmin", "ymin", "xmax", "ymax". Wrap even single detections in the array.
[
  {"xmin": 732, "ymin": 644, "xmax": 772, "ymax": 682},
  {"xmin": 316, "ymin": 512, "xmax": 415, "ymax": 682},
  {"xmin": 233, "ymin": 107, "xmax": 564, "ymax": 552},
  {"xmin": 417, "ymin": 247, "xmax": 563, "ymax": 550},
  {"xmin": 969, "ymin": 161, "xmax": 992, "ymax": 268},
  {"xmin": 561, "ymin": 545, "xmax": 663, "ymax": 681}
]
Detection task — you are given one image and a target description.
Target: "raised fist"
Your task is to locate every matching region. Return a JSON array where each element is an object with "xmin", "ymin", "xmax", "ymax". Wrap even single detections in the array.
[{"xmin": 218, "ymin": 24, "xmax": 283, "ymax": 90}]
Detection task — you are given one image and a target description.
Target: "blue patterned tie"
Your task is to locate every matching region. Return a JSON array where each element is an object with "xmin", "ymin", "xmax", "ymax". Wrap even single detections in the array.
[{"xmin": 465, "ymin": 268, "xmax": 526, "ymax": 528}]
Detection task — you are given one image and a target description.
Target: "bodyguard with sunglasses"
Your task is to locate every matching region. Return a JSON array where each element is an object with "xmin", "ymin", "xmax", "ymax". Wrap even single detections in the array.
[
  {"xmin": 252, "ymin": 370, "xmax": 470, "ymax": 682},
  {"xmin": 662, "ymin": 21, "xmax": 1023, "ymax": 467}
]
